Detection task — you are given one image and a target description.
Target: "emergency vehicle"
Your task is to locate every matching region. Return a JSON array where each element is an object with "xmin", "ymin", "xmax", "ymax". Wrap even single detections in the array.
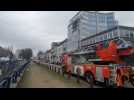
[{"xmin": 61, "ymin": 38, "xmax": 134, "ymax": 87}]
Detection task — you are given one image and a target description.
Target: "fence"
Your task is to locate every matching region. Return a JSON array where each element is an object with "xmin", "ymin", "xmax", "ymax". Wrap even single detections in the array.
[
  {"xmin": 0, "ymin": 60, "xmax": 30, "ymax": 88},
  {"xmin": 33, "ymin": 60, "xmax": 63, "ymax": 75}
]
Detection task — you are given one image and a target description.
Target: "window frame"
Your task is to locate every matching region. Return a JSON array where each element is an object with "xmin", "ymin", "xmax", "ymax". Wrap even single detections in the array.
[
  {"xmin": 103, "ymin": 34, "xmax": 107, "ymax": 40},
  {"xmin": 112, "ymin": 30, "xmax": 118, "ymax": 38},
  {"xmin": 130, "ymin": 31, "xmax": 134, "ymax": 38},
  {"xmin": 98, "ymin": 15, "xmax": 106, "ymax": 24}
]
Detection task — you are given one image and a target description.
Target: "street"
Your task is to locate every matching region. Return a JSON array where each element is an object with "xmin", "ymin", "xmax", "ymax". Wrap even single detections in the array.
[
  {"xmin": 0, "ymin": 11, "xmax": 133, "ymax": 88},
  {"xmin": 17, "ymin": 62, "xmax": 92, "ymax": 88}
]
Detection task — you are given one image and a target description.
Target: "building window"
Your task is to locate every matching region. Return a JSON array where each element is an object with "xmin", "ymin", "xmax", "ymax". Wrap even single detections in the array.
[
  {"xmin": 99, "ymin": 15, "xmax": 105, "ymax": 23},
  {"xmin": 107, "ymin": 33, "xmax": 109, "ymax": 39},
  {"xmin": 81, "ymin": 41, "xmax": 83, "ymax": 46},
  {"xmin": 109, "ymin": 32, "xmax": 113, "ymax": 39},
  {"xmin": 107, "ymin": 15, "xmax": 114, "ymax": 21},
  {"xmin": 99, "ymin": 36, "xmax": 101, "ymax": 42},
  {"xmin": 130, "ymin": 32, "xmax": 134, "ymax": 38},
  {"xmin": 112, "ymin": 30, "xmax": 118, "ymax": 38},
  {"xmin": 93, "ymin": 37, "xmax": 96, "ymax": 43},
  {"xmin": 84, "ymin": 40, "xmax": 86, "ymax": 45},
  {"xmin": 100, "ymin": 36, "xmax": 103, "ymax": 41},
  {"xmin": 99, "ymin": 35, "xmax": 103, "ymax": 41},
  {"xmin": 96, "ymin": 36, "xmax": 100, "ymax": 43},
  {"xmin": 72, "ymin": 19, "xmax": 79, "ymax": 32},
  {"xmin": 82, "ymin": 15, "xmax": 89, "ymax": 20},
  {"xmin": 95, "ymin": 36, "xmax": 98, "ymax": 43},
  {"xmin": 89, "ymin": 15, "xmax": 96, "ymax": 22},
  {"xmin": 103, "ymin": 34, "xmax": 107, "ymax": 40},
  {"xmin": 83, "ymin": 41, "xmax": 86, "ymax": 46},
  {"xmin": 120, "ymin": 30, "xmax": 123, "ymax": 37},
  {"xmin": 87, "ymin": 40, "xmax": 89, "ymax": 45},
  {"xmin": 121, "ymin": 30, "xmax": 129, "ymax": 37},
  {"xmin": 96, "ymin": 36, "xmax": 99, "ymax": 42},
  {"xmin": 84, "ymin": 40, "xmax": 87, "ymax": 45},
  {"xmin": 90, "ymin": 39, "xmax": 93, "ymax": 44},
  {"xmin": 86, "ymin": 40, "xmax": 88, "ymax": 45},
  {"xmin": 125, "ymin": 31, "xmax": 130, "ymax": 37},
  {"xmin": 120, "ymin": 30, "xmax": 128, "ymax": 37},
  {"xmin": 107, "ymin": 32, "xmax": 112, "ymax": 39}
]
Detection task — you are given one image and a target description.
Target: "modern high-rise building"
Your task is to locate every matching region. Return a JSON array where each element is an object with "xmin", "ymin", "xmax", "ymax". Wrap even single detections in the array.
[{"xmin": 67, "ymin": 11, "xmax": 118, "ymax": 52}]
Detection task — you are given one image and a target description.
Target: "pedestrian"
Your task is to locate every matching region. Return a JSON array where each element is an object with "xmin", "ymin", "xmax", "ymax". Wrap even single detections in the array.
[
  {"xmin": 76, "ymin": 67, "xmax": 81, "ymax": 83},
  {"xmin": 116, "ymin": 69, "xmax": 124, "ymax": 88},
  {"xmin": 67, "ymin": 65, "xmax": 71, "ymax": 79},
  {"xmin": 102, "ymin": 66, "xmax": 110, "ymax": 88}
]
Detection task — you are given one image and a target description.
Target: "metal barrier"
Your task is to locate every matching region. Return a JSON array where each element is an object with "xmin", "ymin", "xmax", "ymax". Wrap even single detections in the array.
[
  {"xmin": 34, "ymin": 60, "xmax": 63, "ymax": 75},
  {"xmin": 0, "ymin": 77, "xmax": 11, "ymax": 88},
  {"xmin": 0, "ymin": 60, "xmax": 30, "ymax": 88}
]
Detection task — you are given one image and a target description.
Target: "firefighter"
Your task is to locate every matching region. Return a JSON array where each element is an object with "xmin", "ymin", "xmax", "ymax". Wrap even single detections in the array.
[
  {"xmin": 116, "ymin": 69, "xmax": 124, "ymax": 88},
  {"xmin": 67, "ymin": 64, "xmax": 71, "ymax": 79},
  {"xmin": 76, "ymin": 67, "xmax": 81, "ymax": 83},
  {"xmin": 102, "ymin": 66, "xmax": 110, "ymax": 87},
  {"xmin": 129, "ymin": 66, "xmax": 134, "ymax": 86},
  {"xmin": 66, "ymin": 54, "xmax": 72, "ymax": 79}
]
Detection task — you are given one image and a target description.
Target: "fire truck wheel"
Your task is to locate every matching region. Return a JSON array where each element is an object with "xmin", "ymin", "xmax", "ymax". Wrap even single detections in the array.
[
  {"xmin": 122, "ymin": 75, "xmax": 128, "ymax": 82},
  {"xmin": 130, "ymin": 75, "xmax": 134, "ymax": 86},
  {"xmin": 85, "ymin": 73, "xmax": 94, "ymax": 88}
]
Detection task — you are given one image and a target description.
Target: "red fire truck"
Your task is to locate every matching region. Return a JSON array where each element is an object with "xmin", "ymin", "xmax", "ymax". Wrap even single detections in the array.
[{"xmin": 61, "ymin": 40, "xmax": 134, "ymax": 87}]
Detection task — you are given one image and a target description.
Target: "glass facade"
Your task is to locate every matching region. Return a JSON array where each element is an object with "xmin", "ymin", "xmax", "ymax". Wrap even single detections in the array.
[{"xmin": 67, "ymin": 11, "xmax": 117, "ymax": 52}]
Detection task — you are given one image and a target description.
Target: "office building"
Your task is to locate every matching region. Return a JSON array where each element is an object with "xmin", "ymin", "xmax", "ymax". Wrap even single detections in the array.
[{"xmin": 67, "ymin": 11, "xmax": 118, "ymax": 52}]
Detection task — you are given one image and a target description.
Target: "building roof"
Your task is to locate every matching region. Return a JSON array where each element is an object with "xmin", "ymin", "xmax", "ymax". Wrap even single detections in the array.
[
  {"xmin": 69, "ymin": 11, "xmax": 114, "ymax": 23},
  {"xmin": 45, "ymin": 49, "xmax": 52, "ymax": 53},
  {"xmin": 51, "ymin": 38, "xmax": 68, "ymax": 48},
  {"xmin": 68, "ymin": 11, "xmax": 115, "ymax": 28},
  {"xmin": 119, "ymin": 25, "xmax": 134, "ymax": 30},
  {"xmin": 81, "ymin": 25, "xmax": 134, "ymax": 42},
  {"xmin": 58, "ymin": 38, "xmax": 68, "ymax": 46}
]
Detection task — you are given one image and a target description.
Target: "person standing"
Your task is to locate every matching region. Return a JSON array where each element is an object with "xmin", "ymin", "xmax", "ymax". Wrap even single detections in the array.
[
  {"xmin": 102, "ymin": 66, "xmax": 110, "ymax": 87},
  {"xmin": 76, "ymin": 67, "xmax": 81, "ymax": 83},
  {"xmin": 116, "ymin": 69, "xmax": 124, "ymax": 88}
]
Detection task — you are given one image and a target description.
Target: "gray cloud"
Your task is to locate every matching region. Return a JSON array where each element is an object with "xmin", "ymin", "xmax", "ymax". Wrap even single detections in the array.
[
  {"xmin": 0, "ymin": 11, "xmax": 76, "ymax": 55},
  {"xmin": 0, "ymin": 11, "xmax": 134, "ymax": 56}
]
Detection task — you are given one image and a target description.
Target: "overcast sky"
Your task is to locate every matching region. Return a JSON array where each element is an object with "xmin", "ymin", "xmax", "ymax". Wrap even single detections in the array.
[{"xmin": 0, "ymin": 11, "xmax": 134, "ymax": 56}]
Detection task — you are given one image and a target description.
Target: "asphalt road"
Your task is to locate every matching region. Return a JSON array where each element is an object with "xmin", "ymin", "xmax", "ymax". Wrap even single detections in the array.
[{"xmin": 17, "ymin": 62, "xmax": 93, "ymax": 88}]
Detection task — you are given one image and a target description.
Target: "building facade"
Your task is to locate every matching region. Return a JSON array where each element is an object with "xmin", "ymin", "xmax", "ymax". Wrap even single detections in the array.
[
  {"xmin": 45, "ymin": 39, "xmax": 68, "ymax": 64},
  {"xmin": 67, "ymin": 11, "xmax": 118, "ymax": 52},
  {"xmin": 81, "ymin": 26, "xmax": 134, "ymax": 51},
  {"xmin": 56, "ymin": 39, "xmax": 68, "ymax": 63},
  {"xmin": 44, "ymin": 49, "xmax": 52, "ymax": 63}
]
